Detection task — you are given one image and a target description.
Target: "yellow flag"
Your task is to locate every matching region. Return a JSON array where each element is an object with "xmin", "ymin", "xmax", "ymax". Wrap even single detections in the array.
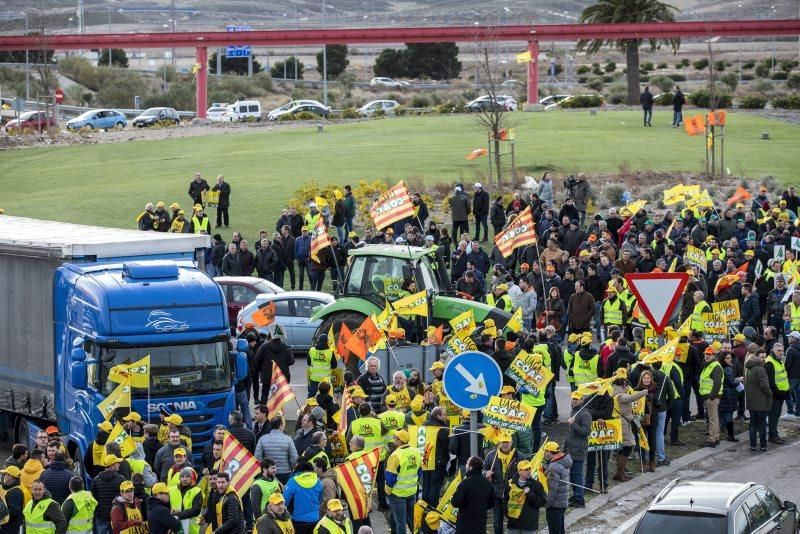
[
  {"xmin": 327, "ymin": 323, "xmax": 337, "ymax": 354},
  {"xmin": 620, "ymin": 199, "xmax": 647, "ymax": 218},
  {"xmin": 437, "ymin": 470, "xmax": 463, "ymax": 524},
  {"xmin": 449, "ymin": 309, "xmax": 476, "ymax": 335},
  {"xmin": 505, "ymin": 307, "xmax": 524, "ymax": 334},
  {"xmin": 686, "ymin": 189, "xmax": 714, "ymax": 210},
  {"xmin": 641, "ymin": 335, "xmax": 678, "ymax": 365},
  {"xmin": 663, "ymin": 184, "xmax": 687, "ymax": 205},
  {"xmin": 668, "ymin": 257, "xmax": 677, "ymax": 273},
  {"xmin": 391, "ymin": 290, "xmax": 428, "ymax": 317},
  {"xmin": 516, "ymin": 50, "xmax": 532, "ymax": 64},
  {"xmin": 97, "ymin": 381, "xmax": 131, "ymax": 420},
  {"xmin": 108, "ymin": 422, "xmax": 137, "ymax": 458},
  {"xmin": 529, "ymin": 441, "xmax": 549, "ymax": 493},
  {"xmin": 373, "ymin": 302, "xmax": 396, "ymax": 333},
  {"xmin": 108, "ymin": 355, "xmax": 151, "ymax": 389},
  {"xmin": 314, "ymin": 196, "xmax": 329, "ymax": 208}
]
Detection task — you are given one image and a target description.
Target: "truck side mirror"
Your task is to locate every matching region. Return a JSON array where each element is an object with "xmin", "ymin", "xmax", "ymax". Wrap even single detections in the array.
[
  {"xmin": 236, "ymin": 338, "xmax": 248, "ymax": 352},
  {"xmin": 235, "ymin": 352, "xmax": 249, "ymax": 383},
  {"xmin": 70, "ymin": 347, "xmax": 86, "ymax": 362},
  {"xmin": 71, "ymin": 361, "xmax": 88, "ymax": 390}
]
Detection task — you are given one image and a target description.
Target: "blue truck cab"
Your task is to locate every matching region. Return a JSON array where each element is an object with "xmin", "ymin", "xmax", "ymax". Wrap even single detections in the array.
[{"xmin": 0, "ymin": 216, "xmax": 247, "ymax": 474}]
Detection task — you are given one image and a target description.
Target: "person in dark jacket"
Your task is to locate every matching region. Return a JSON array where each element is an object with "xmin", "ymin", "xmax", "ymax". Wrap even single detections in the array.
[
  {"xmin": 740, "ymin": 283, "xmax": 761, "ymax": 332},
  {"xmin": 0, "ymin": 466, "xmax": 26, "ymax": 534},
  {"xmin": 211, "ymin": 175, "xmax": 231, "ymax": 228},
  {"xmin": 503, "ymin": 459, "xmax": 547, "ymax": 533},
  {"xmin": 331, "ymin": 191, "xmax": 347, "ymax": 243},
  {"xmin": 257, "ymin": 335, "xmax": 295, "ymax": 403},
  {"xmin": 448, "ymin": 412, "xmax": 484, "ymax": 473},
  {"xmin": 420, "ymin": 408, "xmax": 450, "ymax": 507},
  {"xmin": 141, "ymin": 425, "xmax": 161, "ymax": 468},
  {"xmin": 484, "ymin": 435, "xmax": 524, "ymax": 534},
  {"xmin": 228, "ymin": 410, "xmax": 256, "ymax": 452},
  {"xmin": 215, "ymin": 472, "xmax": 246, "ymax": 534},
  {"xmin": 188, "ymin": 173, "xmax": 210, "ymax": 206},
  {"xmin": 273, "ymin": 227, "xmax": 296, "ymax": 290},
  {"xmin": 294, "ymin": 228, "xmax": 312, "ymax": 291},
  {"xmin": 147, "ymin": 482, "xmax": 182, "ymax": 534},
  {"xmin": 256, "ymin": 239, "xmax": 279, "ymax": 282},
  {"xmin": 640, "ymin": 86, "xmax": 653, "ymax": 126},
  {"xmin": 452, "ymin": 456, "xmax": 495, "ymax": 534},
  {"xmin": 745, "ymin": 352, "xmax": 773, "ymax": 451},
  {"xmin": 26, "ymin": 480, "xmax": 68, "ymax": 534},
  {"xmin": 449, "ymin": 184, "xmax": 471, "ymax": 238},
  {"xmin": 671, "ymin": 86, "xmax": 685, "ymax": 127},
  {"xmin": 564, "ymin": 392, "xmax": 591, "ymax": 507},
  {"xmin": 490, "ymin": 196, "xmax": 507, "ymax": 237},
  {"xmin": 583, "ymin": 392, "xmax": 612, "ymax": 491},
  {"xmin": 90, "ymin": 456, "xmax": 127, "ymax": 534},
  {"xmin": 40, "ymin": 451, "xmax": 73, "ymax": 504},
  {"xmin": 785, "ymin": 332, "xmax": 800, "ymax": 417},
  {"xmin": 718, "ymin": 352, "xmax": 742, "ymax": 442},
  {"xmin": 221, "ymin": 243, "xmax": 243, "ymax": 276},
  {"xmin": 544, "ymin": 442, "xmax": 572, "ymax": 534},
  {"xmin": 472, "ymin": 183, "xmax": 490, "ymax": 242}
]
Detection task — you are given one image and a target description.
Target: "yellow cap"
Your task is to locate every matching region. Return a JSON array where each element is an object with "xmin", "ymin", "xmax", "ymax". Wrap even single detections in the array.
[
  {"xmin": 152, "ymin": 482, "xmax": 169, "ymax": 495},
  {"xmin": 484, "ymin": 319, "xmax": 496, "ymax": 327},
  {"xmin": 581, "ymin": 332, "xmax": 593, "ymax": 345},
  {"xmin": 606, "ymin": 286, "xmax": 617, "ymax": 294},
  {"xmin": 395, "ymin": 429, "xmax": 410, "ymax": 444},
  {"xmin": 579, "ymin": 249, "xmax": 590, "ymax": 257},
  {"xmin": 306, "ymin": 398, "xmax": 319, "ymax": 407},
  {"xmin": 711, "ymin": 340, "xmax": 722, "ymax": 351},
  {"xmin": 495, "ymin": 284, "xmax": 509, "ymax": 291},
  {"xmin": 0, "ymin": 466, "xmax": 21, "ymax": 478},
  {"xmin": 500, "ymin": 385, "xmax": 516, "ymax": 396},
  {"xmin": 120, "ymin": 480, "xmax": 134, "ymax": 492},
  {"xmin": 170, "ymin": 202, "xmax": 180, "ymax": 210},
  {"xmin": 733, "ymin": 333, "xmax": 746, "ymax": 342},
  {"xmin": 156, "ymin": 201, "xmax": 165, "ymax": 208},
  {"xmin": 498, "ymin": 433, "xmax": 513, "ymax": 443},
  {"xmin": 193, "ymin": 203, "xmax": 203, "ymax": 211},
  {"xmin": 349, "ymin": 387, "xmax": 367, "ymax": 398},
  {"xmin": 123, "ymin": 412, "xmax": 141, "ymax": 422},
  {"xmin": 173, "ymin": 447, "xmax": 187, "ymax": 457},
  {"xmin": 98, "ymin": 421, "xmax": 113, "ymax": 433},
  {"xmin": 517, "ymin": 460, "xmax": 532, "ymax": 471},
  {"xmin": 568, "ymin": 333, "xmax": 580, "ymax": 343},
  {"xmin": 544, "ymin": 442, "xmax": 560, "ymax": 453},
  {"xmin": 164, "ymin": 414, "xmax": 183, "ymax": 425},
  {"xmin": 269, "ymin": 493, "xmax": 285, "ymax": 505},
  {"xmin": 429, "ymin": 361, "xmax": 445, "ymax": 371},
  {"xmin": 103, "ymin": 455, "xmax": 122, "ymax": 467},
  {"xmin": 410, "ymin": 395, "xmax": 424, "ymax": 412},
  {"xmin": 571, "ymin": 391, "xmax": 583, "ymax": 400},
  {"xmin": 178, "ymin": 209, "xmax": 186, "ymax": 215},
  {"xmin": 425, "ymin": 512, "xmax": 441, "ymax": 530},
  {"xmin": 327, "ymin": 499, "xmax": 344, "ymax": 512},
  {"xmin": 385, "ymin": 394, "xmax": 397, "ymax": 407}
]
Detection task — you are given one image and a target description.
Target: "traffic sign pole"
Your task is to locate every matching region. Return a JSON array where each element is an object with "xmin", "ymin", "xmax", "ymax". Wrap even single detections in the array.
[{"xmin": 470, "ymin": 410, "xmax": 478, "ymax": 457}]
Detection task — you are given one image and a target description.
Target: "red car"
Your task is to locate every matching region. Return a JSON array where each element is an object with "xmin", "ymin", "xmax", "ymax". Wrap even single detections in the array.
[
  {"xmin": 4, "ymin": 111, "xmax": 58, "ymax": 133},
  {"xmin": 214, "ymin": 276, "xmax": 284, "ymax": 330}
]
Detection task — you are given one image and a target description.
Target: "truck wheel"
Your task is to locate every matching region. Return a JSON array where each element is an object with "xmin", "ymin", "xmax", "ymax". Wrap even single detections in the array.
[
  {"xmin": 15, "ymin": 417, "xmax": 30, "ymax": 448},
  {"xmin": 316, "ymin": 312, "xmax": 366, "ymax": 376}
]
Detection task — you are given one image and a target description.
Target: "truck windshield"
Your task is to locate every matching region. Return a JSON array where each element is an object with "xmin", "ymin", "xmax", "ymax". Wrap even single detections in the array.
[{"xmin": 97, "ymin": 342, "xmax": 231, "ymax": 397}]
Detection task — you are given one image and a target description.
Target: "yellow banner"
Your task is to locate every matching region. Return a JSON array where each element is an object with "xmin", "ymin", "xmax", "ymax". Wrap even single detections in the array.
[
  {"xmin": 373, "ymin": 303, "xmax": 396, "ymax": 333},
  {"xmin": 644, "ymin": 328, "xmax": 660, "ymax": 351},
  {"xmin": 442, "ymin": 328, "xmax": 477, "ymax": 358},
  {"xmin": 408, "ymin": 425, "xmax": 440, "ymax": 471},
  {"xmin": 587, "ymin": 418, "xmax": 623, "ymax": 451},
  {"xmin": 482, "ymin": 396, "xmax": 535, "ymax": 432},
  {"xmin": 504, "ymin": 351, "xmax": 554, "ymax": 395},
  {"xmin": 328, "ymin": 431, "xmax": 349, "ymax": 466},
  {"xmin": 437, "ymin": 470, "xmax": 462, "ymax": 524},
  {"xmin": 392, "ymin": 290, "xmax": 428, "ymax": 316},
  {"xmin": 97, "ymin": 381, "xmax": 131, "ymax": 420},
  {"xmin": 684, "ymin": 245, "xmax": 707, "ymax": 273},
  {"xmin": 504, "ymin": 307, "xmax": 524, "ymax": 334},
  {"xmin": 449, "ymin": 309, "xmax": 476, "ymax": 335},
  {"xmin": 620, "ymin": 199, "xmax": 647, "ymax": 218},
  {"xmin": 515, "ymin": 50, "xmax": 532, "ymax": 64},
  {"xmin": 207, "ymin": 190, "xmax": 220, "ymax": 207},
  {"xmin": 108, "ymin": 422, "xmax": 137, "ymax": 458},
  {"xmin": 109, "ymin": 355, "xmax": 151, "ymax": 389},
  {"xmin": 712, "ymin": 299, "xmax": 740, "ymax": 322},
  {"xmin": 702, "ymin": 312, "xmax": 728, "ymax": 343}
]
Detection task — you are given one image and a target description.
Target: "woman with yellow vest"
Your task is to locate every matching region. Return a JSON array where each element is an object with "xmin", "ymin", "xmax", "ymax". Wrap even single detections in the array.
[
  {"xmin": 168, "ymin": 468, "xmax": 203, "ymax": 534},
  {"xmin": 385, "ymin": 429, "xmax": 421, "ymax": 534},
  {"xmin": 23, "ymin": 480, "xmax": 67, "ymax": 534},
  {"xmin": 61, "ymin": 477, "xmax": 97, "ymax": 534},
  {"xmin": 109, "ymin": 481, "xmax": 145, "ymax": 534}
]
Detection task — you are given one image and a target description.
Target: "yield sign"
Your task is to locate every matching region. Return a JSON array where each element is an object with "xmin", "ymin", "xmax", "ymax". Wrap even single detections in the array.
[{"xmin": 624, "ymin": 272, "xmax": 690, "ymax": 334}]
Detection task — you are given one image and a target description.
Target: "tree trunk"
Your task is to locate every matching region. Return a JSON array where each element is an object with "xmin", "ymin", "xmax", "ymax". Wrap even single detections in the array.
[
  {"xmin": 494, "ymin": 138, "xmax": 502, "ymax": 189},
  {"xmin": 625, "ymin": 40, "xmax": 641, "ymax": 105}
]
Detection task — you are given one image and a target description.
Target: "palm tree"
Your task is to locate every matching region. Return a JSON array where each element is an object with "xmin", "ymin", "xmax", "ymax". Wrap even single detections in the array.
[{"xmin": 577, "ymin": 0, "xmax": 680, "ymax": 105}]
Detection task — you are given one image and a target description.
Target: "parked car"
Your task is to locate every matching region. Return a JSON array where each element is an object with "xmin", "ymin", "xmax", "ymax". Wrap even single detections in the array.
[
  {"xmin": 467, "ymin": 94, "xmax": 518, "ymax": 112},
  {"xmin": 66, "ymin": 109, "xmax": 127, "ymax": 130},
  {"xmin": 358, "ymin": 100, "xmax": 399, "ymax": 117},
  {"xmin": 500, "ymin": 79, "xmax": 526, "ymax": 90},
  {"xmin": 206, "ymin": 106, "xmax": 234, "ymax": 122},
  {"xmin": 131, "ymin": 107, "xmax": 180, "ymax": 127},
  {"xmin": 215, "ymin": 276, "xmax": 284, "ymax": 330},
  {"xmin": 633, "ymin": 479, "xmax": 799, "ymax": 533},
  {"xmin": 267, "ymin": 100, "xmax": 325, "ymax": 121},
  {"xmin": 4, "ymin": 111, "xmax": 57, "ymax": 133},
  {"xmin": 538, "ymin": 94, "xmax": 571, "ymax": 107},
  {"xmin": 237, "ymin": 291, "xmax": 335, "ymax": 351},
  {"xmin": 370, "ymin": 77, "xmax": 410, "ymax": 89},
  {"xmin": 228, "ymin": 100, "xmax": 262, "ymax": 121},
  {"xmin": 269, "ymin": 103, "xmax": 330, "ymax": 121}
]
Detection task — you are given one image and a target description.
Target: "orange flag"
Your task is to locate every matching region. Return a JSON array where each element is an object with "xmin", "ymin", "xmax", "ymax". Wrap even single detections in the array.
[
  {"xmin": 684, "ymin": 115, "xmax": 705, "ymax": 136},
  {"xmin": 427, "ymin": 324, "xmax": 444, "ymax": 345},
  {"xmin": 337, "ymin": 323, "xmax": 352, "ymax": 362},
  {"xmin": 726, "ymin": 186, "xmax": 753, "ymax": 206},
  {"xmin": 251, "ymin": 301, "xmax": 276, "ymax": 327},
  {"xmin": 345, "ymin": 316, "xmax": 381, "ymax": 361}
]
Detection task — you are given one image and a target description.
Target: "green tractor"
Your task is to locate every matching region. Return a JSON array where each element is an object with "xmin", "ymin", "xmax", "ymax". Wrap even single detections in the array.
[{"xmin": 311, "ymin": 244, "xmax": 511, "ymax": 370}]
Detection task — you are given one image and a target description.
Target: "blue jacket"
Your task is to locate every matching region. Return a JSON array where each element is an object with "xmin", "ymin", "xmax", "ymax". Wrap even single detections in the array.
[
  {"xmin": 283, "ymin": 471, "xmax": 323, "ymax": 523},
  {"xmin": 294, "ymin": 235, "xmax": 311, "ymax": 262}
]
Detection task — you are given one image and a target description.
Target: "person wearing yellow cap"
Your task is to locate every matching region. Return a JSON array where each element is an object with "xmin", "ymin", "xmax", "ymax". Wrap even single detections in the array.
[
  {"xmin": 385, "ymin": 429, "xmax": 421, "ymax": 534},
  {"xmin": 312, "ymin": 498, "xmax": 351, "ymax": 534},
  {"xmin": 110, "ymin": 479, "xmax": 145, "ymax": 534},
  {"xmin": 122, "ymin": 412, "xmax": 144, "ymax": 443},
  {"xmin": 600, "ymin": 284, "xmax": 628, "ymax": 333},
  {"xmin": 572, "ymin": 332, "xmax": 600, "ymax": 392},
  {"xmin": 165, "ymin": 447, "xmax": 190, "ymax": 488},
  {"xmin": 405, "ymin": 395, "xmax": 428, "ymax": 426},
  {"xmin": 254, "ymin": 491, "xmax": 293, "ymax": 534},
  {"xmin": 136, "ymin": 203, "xmax": 158, "ymax": 231},
  {"xmin": 190, "ymin": 203, "xmax": 210, "ymax": 235},
  {"xmin": 427, "ymin": 361, "xmax": 445, "ymax": 397},
  {"xmin": 307, "ymin": 333, "xmax": 337, "ymax": 398},
  {"xmin": 563, "ymin": 333, "xmax": 581, "ymax": 391},
  {"xmin": 484, "ymin": 432, "xmax": 525, "ymax": 534},
  {"xmin": 379, "ymin": 394, "xmax": 406, "ymax": 436},
  {"xmin": 487, "ymin": 283, "xmax": 513, "ymax": 313},
  {"xmin": 146, "ymin": 482, "xmax": 181, "ymax": 533},
  {"xmin": 503, "ymin": 457, "xmax": 547, "ymax": 533},
  {"xmin": 1, "ymin": 465, "xmax": 27, "ymax": 532},
  {"xmin": 90, "ymin": 454, "xmax": 126, "ymax": 533},
  {"xmin": 348, "ymin": 403, "xmax": 389, "ymax": 508},
  {"xmin": 417, "ymin": 407, "xmax": 450, "ymax": 508},
  {"xmin": 23, "ymin": 479, "xmax": 68, "ymax": 534},
  {"xmin": 563, "ymin": 391, "xmax": 591, "ymax": 508},
  {"xmin": 543, "ymin": 442, "xmax": 570, "ymax": 534},
  {"xmin": 84, "ymin": 421, "xmax": 114, "ymax": 479}
]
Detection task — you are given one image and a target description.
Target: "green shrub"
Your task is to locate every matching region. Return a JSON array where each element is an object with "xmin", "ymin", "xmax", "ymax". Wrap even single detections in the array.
[
  {"xmin": 681, "ymin": 58, "xmax": 690, "ymax": 66},
  {"xmin": 434, "ymin": 103, "xmax": 454, "ymax": 114},
  {"xmin": 771, "ymin": 71, "xmax": 788, "ymax": 80},
  {"xmin": 591, "ymin": 67, "xmax": 603, "ymax": 76},
  {"xmin": 714, "ymin": 60, "xmax": 726, "ymax": 72},
  {"xmin": 738, "ymin": 93, "xmax": 767, "ymax": 109},
  {"xmin": 689, "ymin": 87, "xmax": 732, "ymax": 108},
  {"xmin": 373, "ymin": 109, "xmax": 386, "ymax": 118},
  {"xmin": 578, "ymin": 76, "xmax": 588, "ymax": 84},
  {"xmin": 720, "ymin": 72, "xmax": 738, "ymax": 91},
  {"xmin": 693, "ymin": 58, "xmax": 709, "ymax": 70},
  {"xmin": 742, "ymin": 60, "xmax": 755, "ymax": 69},
  {"xmin": 755, "ymin": 64, "xmax": 771, "ymax": 78},
  {"xmin": 649, "ymin": 74, "xmax": 674, "ymax": 93},
  {"xmin": 657, "ymin": 62, "xmax": 668, "ymax": 69},
  {"xmin": 605, "ymin": 84, "xmax": 627, "ymax": 104},
  {"xmin": 780, "ymin": 60, "xmax": 798, "ymax": 72},
  {"xmin": 674, "ymin": 62, "xmax": 684, "ymax": 69},
  {"xmin": 640, "ymin": 75, "xmax": 650, "ymax": 82},
  {"xmin": 411, "ymin": 95, "xmax": 430, "ymax": 107},
  {"xmin": 592, "ymin": 62, "xmax": 600, "ymax": 68},
  {"xmin": 604, "ymin": 62, "xmax": 616, "ymax": 72},
  {"xmin": 773, "ymin": 93, "xmax": 800, "ymax": 109},
  {"xmin": 560, "ymin": 94, "xmax": 605, "ymax": 108},
  {"xmin": 605, "ymin": 185, "xmax": 625, "ymax": 205},
  {"xmin": 602, "ymin": 75, "xmax": 615, "ymax": 83},
  {"xmin": 653, "ymin": 92, "xmax": 674, "ymax": 106},
  {"xmin": 394, "ymin": 105, "xmax": 408, "ymax": 116},
  {"xmin": 640, "ymin": 61, "xmax": 654, "ymax": 72},
  {"xmin": 752, "ymin": 80, "xmax": 774, "ymax": 93},
  {"xmin": 587, "ymin": 76, "xmax": 604, "ymax": 91},
  {"xmin": 577, "ymin": 65, "xmax": 591, "ymax": 75},
  {"xmin": 340, "ymin": 107, "xmax": 360, "ymax": 119},
  {"xmin": 787, "ymin": 73, "xmax": 800, "ymax": 90},
  {"xmin": 670, "ymin": 74, "xmax": 686, "ymax": 82}
]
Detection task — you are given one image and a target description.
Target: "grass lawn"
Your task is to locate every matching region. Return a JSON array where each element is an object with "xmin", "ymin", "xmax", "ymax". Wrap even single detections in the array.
[{"xmin": 2, "ymin": 109, "xmax": 798, "ymax": 240}]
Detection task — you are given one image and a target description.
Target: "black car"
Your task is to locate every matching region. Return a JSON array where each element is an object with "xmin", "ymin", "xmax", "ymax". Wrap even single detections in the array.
[
  {"xmin": 634, "ymin": 479, "xmax": 799, "ymax": 534},
  {"xmin": 131, "ymin": 107, "xmax": 180, "ymax": 127}
]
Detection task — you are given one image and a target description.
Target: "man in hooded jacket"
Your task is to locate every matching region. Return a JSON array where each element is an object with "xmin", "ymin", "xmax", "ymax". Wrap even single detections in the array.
[{"xmin": 257, "ymin": 334, "xmax": 296, "ymax": 403}]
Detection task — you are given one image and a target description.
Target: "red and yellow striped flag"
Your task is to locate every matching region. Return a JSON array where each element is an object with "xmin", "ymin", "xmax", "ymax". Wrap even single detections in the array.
[
  {"xmin": 221, "ymin": 432, "xmax": 261, "ymax": 497},
  {"xmin": 369, "ymin": 181, "xmax": 415, "ymax": 230},
  {"xmin": 494, "ymin": 206, "xmax": 536, "ymax": 258},
  {"xmin": 266, "ymin": 362, "xmax": 295, "ymax": 418},
  {"xmin": 334, "ymin": 447, "xmax": 381, "ymax": 519},
  {"xmin": 310, "ymin": 216, "xmax": 331, "ymax": 262}
]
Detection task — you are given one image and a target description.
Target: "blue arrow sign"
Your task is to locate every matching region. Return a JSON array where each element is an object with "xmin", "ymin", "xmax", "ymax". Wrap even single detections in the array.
[{"xmin": 442, "ymin": 351, "xmax": 503, "ymax": 410}]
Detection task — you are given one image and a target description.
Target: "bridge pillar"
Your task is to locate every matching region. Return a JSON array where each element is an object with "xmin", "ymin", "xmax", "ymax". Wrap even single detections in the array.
[
  {"xmin": 196, "ymin": 46, "xmax": 208, "ymax": 119},
  {"xmin": 526, "ymin": 40, "xmax": 539, "ymax": 106}
]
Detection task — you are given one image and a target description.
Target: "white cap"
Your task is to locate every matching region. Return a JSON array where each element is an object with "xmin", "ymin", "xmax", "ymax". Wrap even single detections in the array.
[
  {"xmin": 474, "ymin": 182, "xmax": 483, "ymax": 189},
  {"xmin": 309, "ymin": 202, "xmax": 317, "ymax": 208},
  {"xmin": 425, "ymin": 235, "xmax": 435, "ymax": 241},
  {"xmin": 789, "ymin": 331, "xmax": 800, "ymax": 340},
  {"xmin": 395, "ymin": 237, "xmax": 405, "ymax": 244}
]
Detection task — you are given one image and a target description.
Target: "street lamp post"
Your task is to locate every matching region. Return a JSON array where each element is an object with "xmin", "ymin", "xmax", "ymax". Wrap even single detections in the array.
[
  {"xmin": 322, "ymin": 0, "xmax": 328, "ymax": 107},
  {"xmin": 25, "ymin": 12, "xmax": 29, "ymax": 101}
]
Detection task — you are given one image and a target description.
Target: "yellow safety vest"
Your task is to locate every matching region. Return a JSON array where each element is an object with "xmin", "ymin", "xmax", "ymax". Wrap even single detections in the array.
[
  {"xmin": 699, "ymin": 361, "xmax": 723, "ymax": 396},
  {"xmin": 388, "ymin": 445, "xmax": 421, "ymax": 498},
  {"xmin": 24, "ymin": 498, "xmax": 56, "ymax": 534},
  {"xmin": 691, "ymin": 301, "xmax": 711, "ymax": 333},
  {"xmin": 572, "ymin": 353, "xmax": 600, "ymax": 385},
  {"xmin": 766, "ymin": 356, "xmax": 790, "ymax": 392},
  {"xmin": 506, "ymin": 480, "xmax": 526, "ymax": 519},
  {"xmin": 306, "ymin": 448, "xmax": 330, "ymax": 470},
  {"xmin": 790, "ymin": 302, "xmax": 800, "ymax": 331},
  {"xmin": 252, "ymin": 478, "xmax": 281, "ymax": 514},
  {"xmin": 350, "ymin": 417, "xmax": 383, "ymax": 458},
  {"xmin": 304, "ymin": 212, "xmax": 321, "ymax": 233},
  {"xmin": 563, "ymin": 348, "xmax": 574, "ymax": 383},
  {"xmin": 389, "ymin": 387, "xmax": 413, "ymax": 411},
  {"xmin": 379, "ymin": 411, "xmax": 406, "ymax": 434},
  {"xmin": 487, "ymin": 293, "xmax": 513, "ymax": 312},
  {"xmin": 118, "ymin": 504, "xmax": 145, "ymax": 534},
  {"xmin": 603, "ymin": 298, "xmax": 623, "ymax": 325},
  {"xmin": 167, "ymin": 467, "xmax": 185, "ymax": 487},
  {"xmin": 64, "ymin": 491, "xmax": 97, "ymax": 534},
  {"xmin": 192, "ymin": 215, "xmax": 209, "ymax": 234},
  {"xmin": 308, "ymin": 348, "xmax": 334, "ymax": 383},
  {"xmin": 533, "ymin": 344, "xmax": 552, "ymax": 370},
  {"xmin": 619, "ymin": 290, "xmax": 636, "ymax": 324},
  {"xmin": 661, "ymin": 362, "xmax": 683, "ymax": 399},
  {"xmin": 169, "ymin": 486, "xmax": 202, "ymax": 534},
  {"xmin": 314, "ymin": 516, "xmax": 353, "ymax": 534}
]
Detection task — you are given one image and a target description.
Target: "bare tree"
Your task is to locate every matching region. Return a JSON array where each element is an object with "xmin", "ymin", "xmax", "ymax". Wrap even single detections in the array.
[
  {"xmin": 465, "ymin": 28, "xmax": 519, "ymax": 191},
  {"xmin": 23, "ymin": 12, "xmax": 59, "ymax": 138}
]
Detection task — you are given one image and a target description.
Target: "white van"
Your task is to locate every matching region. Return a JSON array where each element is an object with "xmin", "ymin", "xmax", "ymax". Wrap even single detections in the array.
[{"xmin": 230, "ymin": 100, "xmax": 262, "ymax": 121}]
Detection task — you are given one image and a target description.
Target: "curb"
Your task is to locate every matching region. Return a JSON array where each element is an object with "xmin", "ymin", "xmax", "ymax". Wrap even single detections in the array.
[{"xmin": 564, "ymin": 428, "xmax": 752, "ymax": 529}]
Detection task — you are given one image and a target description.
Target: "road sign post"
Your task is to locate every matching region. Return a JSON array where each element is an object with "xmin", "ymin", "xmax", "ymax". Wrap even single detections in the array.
[
  {"xmin": 625, "ymin": 272, "xmax": 690, "ymax": 334},
  {"xmin": 443, "ymin": 351, "xmax": 503, "ymax": 457}
]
